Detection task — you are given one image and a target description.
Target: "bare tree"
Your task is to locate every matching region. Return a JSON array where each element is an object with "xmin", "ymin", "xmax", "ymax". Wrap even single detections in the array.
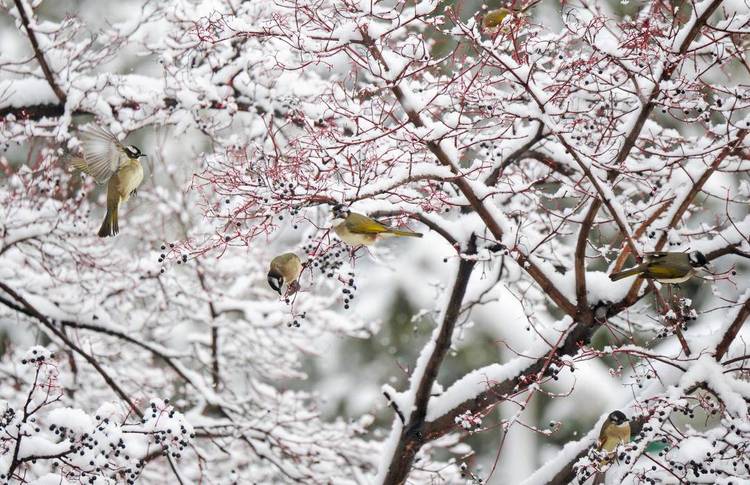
[{"xmin": 1, "ymin": 0, "xmax": 749, "ymax": 483}]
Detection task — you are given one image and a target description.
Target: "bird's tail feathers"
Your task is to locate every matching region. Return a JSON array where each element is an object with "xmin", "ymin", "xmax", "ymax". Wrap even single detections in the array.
[
  {"xmin": 592, "ymin": 471, "xmax": 606, "ymax": 485},
  {"xmin": 386, "ymin": 229, "xmax": 423, "ymax": 238},
  {"xmin": 98, "ymin": 207, "xmax": 119, "ymax": 237},
  {"xmin": 609, "ymin": 266, "xmax": 644, "ymax": 281}
]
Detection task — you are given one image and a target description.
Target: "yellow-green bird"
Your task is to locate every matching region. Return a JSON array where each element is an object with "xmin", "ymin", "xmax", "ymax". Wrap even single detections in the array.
[
  {"xmin": 481, "ymin": 1, "xmax": 539, "ymax": 30},
  {"xmin": 592, "ymin": 410, "xmax": 631, "ymax": 482},
  {"xmin": 482, "ymin": 7, "xmax": 511, "ymax": 29},
  {"xmin": 597, "ymin": 410, "xmax": 630, "ymax": 456},
  {"xmin": 331, "ymin": 205, "xmax": 423, "ymax": 247},
  {"xmin": 268, "ymin": 253, "xmax": 303, "ymax": 295},
  {"xmin": 609, "ymin": 251, "xmax": 708, "ymax": 284},
  {"xmin": 70, "ymin": 125, "xmax": 145, "ymax": 237}
]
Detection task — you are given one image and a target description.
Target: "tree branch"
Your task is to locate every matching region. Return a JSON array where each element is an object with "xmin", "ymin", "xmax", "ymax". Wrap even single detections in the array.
[
  {"xmin": 0, "ymin": 282, "xmax": 142, "ymax": 417},
  {"xmin": 360, "ymin": 32, "xmax": 578, "ymax": 321},
  {"xmin": 575, "ymin": 199, "xmax": 600, "ymax": 307},
  {"xmin": 422, "ymin": 321, "xmax": 592, "ymax": 442},
  {"xmin": 381, "ymin": 238, "xmax": 477, "ymax": 484},
  {"xmin": 484, "ymin": 124, "xmax": 547, "ymax": 186},
  {"xmin": 715, "ymin": 296, "xmax": 750, "ymax": 360},
  {"xmin": 0, "ymin": 97, "xmax": 259, "ymax": 122},
  {"xmin": 12, "ymin": 0, "xmax": 66, "ymax": 103},
  {"xmin": 611, "ymin": 0, "xmax": 724, "ymax": 168}
]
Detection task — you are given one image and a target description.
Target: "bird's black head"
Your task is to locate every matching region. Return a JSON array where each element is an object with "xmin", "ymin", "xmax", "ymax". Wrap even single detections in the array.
[
  {"xmin": 332, "ymin": 204, "xmax": 350, "ymax": 220},
  {"xmin": 608, "ymin": 410, "xmax": 628, "ymax": 425},
  {"xmin": 123, "ymin": 145, "xmax": 144, "ymax": 159},
  {"xmin": 688, "ymin": 251, "xmax": 708, "ymax": 268},
  {"xmin": 267, "ymin": 271, "xmax": 283, "ymax": 295}
]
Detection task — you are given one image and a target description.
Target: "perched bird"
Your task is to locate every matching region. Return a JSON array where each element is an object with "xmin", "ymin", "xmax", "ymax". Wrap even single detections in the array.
[
  {"xmin": 597, "ymin": 410, "xmax": 631, "ymax": 454},
  {"xmin": 70, "ymin": 125, "xmax": 145, "ymax": 237},
  {"xmin": 267, "ymin": 253, "xmax": 303, "ymax": 295},
  {"xmin": 592, "ymin": 410, "xmax": 631, "ymax": 483},
  {"xmin": 331, "ymin": 205, "xmax": 423, "ymax": 247},
  {"xmin": 609, "ymin": 251, "xmax": 708, "ymax": 283},
  {"xmin": 481, "ymin": 1, "xmax": 539, "ymax": 30},
  {"xmin": 482, "ymin": 7, "xmax": 511, "ymax": 29}
]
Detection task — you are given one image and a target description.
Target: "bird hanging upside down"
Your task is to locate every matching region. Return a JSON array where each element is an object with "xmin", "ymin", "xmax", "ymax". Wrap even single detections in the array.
[{"xmin": 267, "ymin": 253, "xmax": 303, "ymax": 295}]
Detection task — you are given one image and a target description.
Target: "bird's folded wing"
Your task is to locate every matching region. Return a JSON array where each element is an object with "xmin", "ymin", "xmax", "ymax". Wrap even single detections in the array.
[
  {"xmin": 643, "ymin": 252, "xmax": 668, "ymax": 262},
  {"xmin": 79, "ymin": 125, "xmax": 123, "ymax": 184},
  {"xmin": 346, "ymin": 216, "xmax": 392, "ymax": 234},
  {"xmin": 645, "ymin": 263, "xmax": 689, "ymax": 278}
]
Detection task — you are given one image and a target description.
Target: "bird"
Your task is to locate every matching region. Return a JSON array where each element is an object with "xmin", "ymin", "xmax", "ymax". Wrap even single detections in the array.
[
  {"xmin": 331, "ymin": 205, "xmax": 423, "ymax": 246},
  {"xmin": 481, "ymin": 1, "xmax": 540, "ymax": 30},
  {"xmin": 608, "ymin": 251, "xmax": 709, "ymax": 284},
  {"xmin": 69, "ymin": 125, "xmax": 145, "ymax": 237},
  {"xmin": 597, "ymin": 410, "xmax": 631, "ymax": 454},
  {"xmin": 482, "ymin": 7, "xmax": 511, "ymax": 29},
  {"xmin": 267, "ymin": 253, "xmax": 303, "ymax": 295},
  {"xmin": 592, "ymin": 410, "xmax": 631, "ymax": 483}
]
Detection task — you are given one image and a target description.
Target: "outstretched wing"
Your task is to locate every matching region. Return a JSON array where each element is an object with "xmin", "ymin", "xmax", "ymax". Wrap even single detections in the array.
[
  {"xmin": 78, "ymin": 125, "xmax": 124, "ymax": 184},
  {"xmin": 345, "ymin": 213, "xmax": 394, "ymax": 234}
]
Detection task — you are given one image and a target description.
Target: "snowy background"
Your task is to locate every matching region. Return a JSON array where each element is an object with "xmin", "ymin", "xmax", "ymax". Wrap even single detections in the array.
[{"xmin": 1, "ymin": 0, "xmax": 750, "ymax": 484}]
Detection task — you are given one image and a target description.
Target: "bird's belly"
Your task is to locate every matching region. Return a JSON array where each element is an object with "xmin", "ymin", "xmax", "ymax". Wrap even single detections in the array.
[
  {"xmin": 334, "ymin": 226, "xmax": 377, "ymax": 246},
  {"xmin": 602, "ymin": 424, "xmax": 630, "ymax": 452},
  {"xmin": 118, "ymin": 164, "xmax": 144, "ymax": 202},
  {"xmin": 288, "ymin": 259, "xmax": 303, "ymax": 281},
  {"xmin": 655, "ymin": 274, "xmax": 692, "ymax": 284}
]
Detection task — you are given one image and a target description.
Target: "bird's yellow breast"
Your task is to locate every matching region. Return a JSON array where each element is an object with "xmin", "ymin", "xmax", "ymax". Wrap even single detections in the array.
[
  {"xmin": 333, "ymin": 222, "xmax": 378, "ymax": 246},
  {"xmin": 600, "ymin": 423, "xmax": 630, "ymax": 452},
  {"xmin": 117, "ymin": 160, "xmax": 144, "ymax": 203}
]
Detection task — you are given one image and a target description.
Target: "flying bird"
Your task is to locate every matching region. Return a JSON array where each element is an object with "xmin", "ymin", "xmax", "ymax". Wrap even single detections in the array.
[{"xmin": 70, "ymin": 125, "xmax": 145, "ymax": 237}]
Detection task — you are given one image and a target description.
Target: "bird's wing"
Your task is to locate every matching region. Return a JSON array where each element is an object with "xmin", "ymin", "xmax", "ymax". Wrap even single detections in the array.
[
  {"xmin": 79, "ymin": 125, "xmax": 124, "ymax": 184},
  {"xmin": 645, "ymin": 261, "xmax": 691, "ymax": 278},
  {"xmin": 69, "ymin": 156, "xmax": 94, "ymax": 177},
  {"xmin": 596, "ymin": 425, "xmax": 607, "ymax": 450},
  {"xmin": 644, "ymin": 252, "xmax": 668, "ymax": 262},
  {"xmin": 345, "ymin": 213, "xmax": 393, "ymax": 234}
]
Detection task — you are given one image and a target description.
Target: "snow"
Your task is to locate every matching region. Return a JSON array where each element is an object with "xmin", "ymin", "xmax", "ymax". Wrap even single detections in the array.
[
  {"xmin": 679, "ymin": 356, "xmax": 748, "ymax": 419},
  {"xmin": 18, "ymin": 436, "xmax": 71, "ymax": 460},
  {"xmin": 0, "ymin": 79, "xmax": 57, "ymax": 109},
  {"xmin": 2, "ymin": 0, "xmax": 749, "ymax": 484},
  {"xmin": 47, "ymin": 408, "xmax": 95, "ymax": 435},
  {"xmin": 30, "ymin": 475, "xmax": 73, "ymax": 485},
  {"xmin": 673, "ymin": 436, "xmax": 713, "ymax": 462},
  {"xmin": 21, "ymin": 346, "xmax": 52, "ymax": 363},
  {"xmin": 427, "ymin": 317, "xmax": 576, "ymax": 421},
  {"xmin": 519, "ymin": 424, "xmax": 599, "ymax": 485}
]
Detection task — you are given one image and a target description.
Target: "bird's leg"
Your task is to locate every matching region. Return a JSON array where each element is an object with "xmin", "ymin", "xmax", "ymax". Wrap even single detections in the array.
[
  {"xmin": 130, "ymin": 189, "xmax": 137, "ymax": 197},
  {"xmin": 651, "ymin": 283, "xmax": 669, "ymax": 314}
]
